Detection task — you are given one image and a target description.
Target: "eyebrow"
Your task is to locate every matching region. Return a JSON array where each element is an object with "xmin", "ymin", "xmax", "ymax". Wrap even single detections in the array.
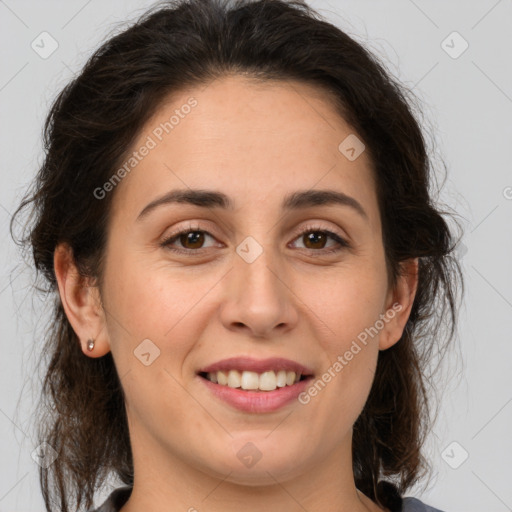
[{"xmin": 136, "ymin": 188, "xmax": 368, "ymax": 221}]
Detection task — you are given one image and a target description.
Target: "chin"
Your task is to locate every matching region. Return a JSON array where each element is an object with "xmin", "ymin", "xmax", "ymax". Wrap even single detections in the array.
[
  {"xmin": 199, "ymin": 442, "xmax": 309, "ymax": 486},
  {"xmin": 217, "ymin": 462, "xmax": 306, "ymax": 487}
]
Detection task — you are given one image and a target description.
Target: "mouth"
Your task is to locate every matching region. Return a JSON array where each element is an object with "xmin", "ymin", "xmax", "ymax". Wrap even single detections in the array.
[
  {"xmin": 198, "ymin": 369, "xmax": 311, "ymax": 392},
  {"xmin": 196, "ymin": 357, "xmax": 315, "ymax": 413}
]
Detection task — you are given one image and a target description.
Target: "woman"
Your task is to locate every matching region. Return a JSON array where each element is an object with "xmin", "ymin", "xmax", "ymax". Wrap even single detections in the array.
[{"xmin": 14, "ymin": 0, "xmax": 463, "ymax": 511}]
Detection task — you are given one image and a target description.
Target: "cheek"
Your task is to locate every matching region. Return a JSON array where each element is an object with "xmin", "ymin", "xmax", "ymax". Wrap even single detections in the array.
[
  {"xmin": 297, "ymin": 260, "xmax": 386, "ymax": 416},
  {"xmin": 301, "ymin": 296, "xmax": 380, "ymax": 439},
  {"xmin": 302, "ymin": 260, "xmax": 388, "ymax": 349},
  {"xmin": 101, "ymin": 251, "xmax": 220, "ymax": 365},
  {"xmin": 101, "ymin": 255, "xmax": 212, "ymax": 424}
]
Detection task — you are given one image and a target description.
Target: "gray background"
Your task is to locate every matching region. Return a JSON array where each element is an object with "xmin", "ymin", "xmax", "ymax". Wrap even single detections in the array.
[{"xmin": 1, "ymin": 1, "xmax": 511, "ymax": 511}]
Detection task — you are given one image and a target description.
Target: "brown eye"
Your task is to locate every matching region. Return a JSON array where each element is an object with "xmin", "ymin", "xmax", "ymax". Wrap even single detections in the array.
[
  {"xmin": 178, "ymin": 231, "xmax": 205, "ymax": 249},
  {"xmin": 161, "ymin": 227, "xmax": 219, "ymax": 254},
  {"xmin": 302, "ymin": 231, "xmax": 328, "ymax": 250},
  {"xmin": 290, "ymin": 226, "xmax": 350, "ymax": 254},
  {"xmin": 161, "ymin": 225, "xmax": 349, "ymax": 256}
]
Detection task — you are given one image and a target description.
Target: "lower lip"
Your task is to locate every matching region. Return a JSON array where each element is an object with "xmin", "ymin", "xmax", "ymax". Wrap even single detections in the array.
[{"xmin": 198, "ymin": 375, "xmax": 312, "ymax": 413}]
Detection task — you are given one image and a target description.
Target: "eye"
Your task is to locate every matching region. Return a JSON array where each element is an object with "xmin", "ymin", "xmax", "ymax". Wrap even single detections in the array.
[
  {"xmin": 160, "ymin": 224, "xmax": 221, "ymax": 254},
  {"xmin": 160, "ymin": 223, "xmax": 350, "ymax": 255},
  {"xmin": 289, "ymin": 224, "xmax": 350, "ymax": 254}
]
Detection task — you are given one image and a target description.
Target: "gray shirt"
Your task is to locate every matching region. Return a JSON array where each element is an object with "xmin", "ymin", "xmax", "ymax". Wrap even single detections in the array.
[{"xmin": 88, "ymin": 486, "xmax": 445, "ymax": 512}]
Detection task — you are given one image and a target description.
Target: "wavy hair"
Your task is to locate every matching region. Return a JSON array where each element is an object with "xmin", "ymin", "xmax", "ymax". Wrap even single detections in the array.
[{"xmin": 12, "ymin": 0, "xmax": 464, "ymax": 510}]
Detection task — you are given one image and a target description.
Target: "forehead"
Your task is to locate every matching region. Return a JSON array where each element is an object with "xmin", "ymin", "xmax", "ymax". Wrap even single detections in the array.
[{"xmin": 110, "ymin": 74, "xmax": 379, "ymax": 228}]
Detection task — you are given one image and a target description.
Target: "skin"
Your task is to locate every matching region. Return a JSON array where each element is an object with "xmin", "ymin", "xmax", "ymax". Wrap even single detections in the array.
[{"xmin": 54, "ymin": 74, "xmax": 418, "ymax": 512}]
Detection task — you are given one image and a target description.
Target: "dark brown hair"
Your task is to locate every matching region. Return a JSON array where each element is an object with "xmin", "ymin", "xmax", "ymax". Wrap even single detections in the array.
[{"xmin": 12, "ymin": 0, "xmax": 464, "ymax": 510}]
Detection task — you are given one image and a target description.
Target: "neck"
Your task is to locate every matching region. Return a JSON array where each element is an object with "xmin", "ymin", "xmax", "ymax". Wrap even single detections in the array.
[{"xmin": 119, "ymin": 426, "xmax": 387, "ymax": 512}]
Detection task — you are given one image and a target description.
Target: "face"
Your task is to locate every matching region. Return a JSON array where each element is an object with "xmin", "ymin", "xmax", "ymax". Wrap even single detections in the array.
[{"xmin": 64, "ymin": 75, "xmax": 415, "ymax": 488}]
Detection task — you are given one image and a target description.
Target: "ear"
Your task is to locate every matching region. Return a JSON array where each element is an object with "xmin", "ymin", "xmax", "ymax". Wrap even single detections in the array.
[
  {"xmin": 53, "ymin": 243, "xmax": 110, "ymax": 358},
  {"xmin": 379, "ymin": 258, "xmax": 419, "ymax": 351}
]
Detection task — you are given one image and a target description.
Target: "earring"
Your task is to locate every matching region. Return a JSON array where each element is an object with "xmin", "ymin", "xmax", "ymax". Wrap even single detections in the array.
[{"xmin": 87, "ymin": 339, "xmax": 95, "ymax": 351}]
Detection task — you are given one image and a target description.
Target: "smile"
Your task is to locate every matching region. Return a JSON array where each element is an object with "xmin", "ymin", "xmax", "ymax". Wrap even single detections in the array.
[{"xmin": 199, "ymin": 369, "xmax": 308, "ymax": 392}]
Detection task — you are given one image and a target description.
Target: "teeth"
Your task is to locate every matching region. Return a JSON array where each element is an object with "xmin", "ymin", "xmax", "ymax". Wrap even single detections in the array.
[
  {"xmin": 259, "ymin": 371, "xmax": 277, "ymax": 391},
  {"xmin": 204, "ymin": 369, "xmax": 304, "ymax": 391},
  {"xmin": 227, "ymin": 370, "xmax": 241, "ymax": 388},
  {"xmin": 240, "ymin": 371, "xmax": 259, "ymax": 390},
  {"xmin": 216, "ymin": 370, "xmax": 228, "ymax": 385},
  {"xmin": 276, "ymin": 370, "xmax": 287, "ymax": 387}
]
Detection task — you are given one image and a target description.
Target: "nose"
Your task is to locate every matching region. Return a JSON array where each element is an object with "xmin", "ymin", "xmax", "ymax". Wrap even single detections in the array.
[{"xmin": 219, "ymin": 245, "xmax": 299, "ymax": 339}]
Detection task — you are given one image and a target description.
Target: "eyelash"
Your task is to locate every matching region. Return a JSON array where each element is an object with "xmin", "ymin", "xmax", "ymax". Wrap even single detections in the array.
[{"xmin": 159, "ymin": 223, "xmax": 350, "ymax": 256}]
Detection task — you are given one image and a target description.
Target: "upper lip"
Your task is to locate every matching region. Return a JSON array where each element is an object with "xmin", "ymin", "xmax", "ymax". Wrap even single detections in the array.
[{"xmin": 198, "ymin": 357, "xmax": 314, "ymax": 376}]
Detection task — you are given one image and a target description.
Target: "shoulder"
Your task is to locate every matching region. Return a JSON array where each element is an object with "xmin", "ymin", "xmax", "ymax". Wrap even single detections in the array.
[
  {"xmin": 401, "ymin": 496, "xmax": 446, "ymax": 512},
  {"xmin": 87, "ymin": 486, "xmax": 132, "ymax": 512}
]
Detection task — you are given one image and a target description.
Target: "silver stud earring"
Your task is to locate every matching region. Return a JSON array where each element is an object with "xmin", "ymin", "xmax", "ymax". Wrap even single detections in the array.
[{"xmin": 87, "ymin": 339, "xmax": 95, "ymax": 351}]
